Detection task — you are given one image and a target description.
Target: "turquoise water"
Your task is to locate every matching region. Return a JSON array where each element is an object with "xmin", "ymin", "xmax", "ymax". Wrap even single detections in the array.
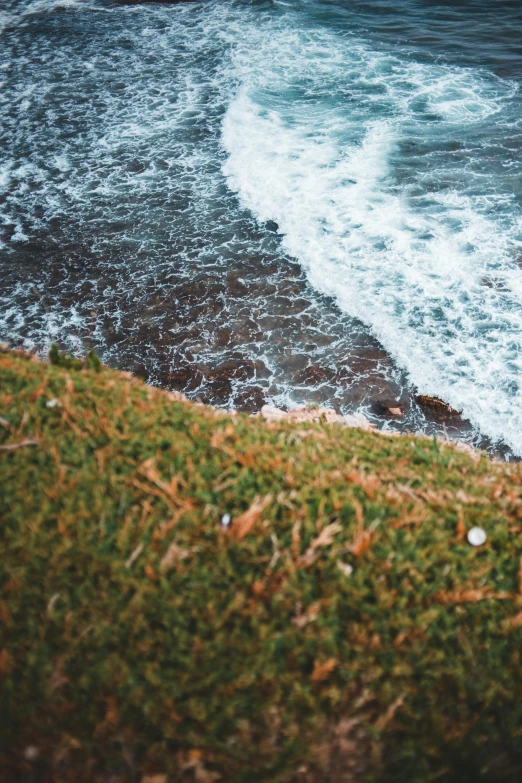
[{"xmin": 1, "ymin": 0, "xmax": 522, "ymax": 454}]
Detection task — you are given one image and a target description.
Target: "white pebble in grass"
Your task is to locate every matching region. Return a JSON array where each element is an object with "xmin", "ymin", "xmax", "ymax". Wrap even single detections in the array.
[
  {"xmin": 46, "ymin": 398, "xmax": 61, "ymax": 408},
  {"xmin": 467, "ymin": 527, "xmax": 487, "ymax": 546},
  {"xmin": 24, "ymin": 746, "xmax": 39, "ymax": 761},
  {"xmin": 221, "ymin": 513, "xmax": 231, "ymax": 529},
  {"xmin": 337, "ymin": 561, "xmax": 353, "ymax": 577}
]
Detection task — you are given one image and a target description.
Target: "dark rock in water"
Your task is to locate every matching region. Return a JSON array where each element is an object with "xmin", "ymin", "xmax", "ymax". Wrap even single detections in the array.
[
  {"xmin": 372, "ymin": 399, "xmax": 406, "ymax": 418},
  {"xmin": 294, "ymin": 363, "xmax": 337, "ymax": 387},
  {"xmin": 481, "ymin": 276, "xmax": 509, "ymax": 292},
  {"xmin": 415, "ymin": 395, "xmax": 461, "ymax": 417},
  {"xmin": 126, "ymin": 160, "xmax": 148, "ymax": 174},
  {"xmin": 265, "ymin": 220, "xmax": 279, "ymax": 233},
  {"xmin": 233, "ymin": 385, "xmax": 266, "ymax": 413}
]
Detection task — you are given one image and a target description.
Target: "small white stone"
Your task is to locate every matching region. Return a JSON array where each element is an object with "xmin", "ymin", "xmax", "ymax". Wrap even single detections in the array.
[
  {"xmin": 221, "ymin": 513, "xmax": 231, "ymax": 528},
  {"xmin": 46, "ymin": 398, "xmax": 61, "ymax": 408},
  {"xmin": 24, "ymin": 746, "xmax": 39, "ymax": 761},
  {"xmin": 467, "ymin": 527, "xmax": 487, "ymax": 547},
  {"xmin": 337, "ymin": 561, "xmax": 353, "ymax": 577}
]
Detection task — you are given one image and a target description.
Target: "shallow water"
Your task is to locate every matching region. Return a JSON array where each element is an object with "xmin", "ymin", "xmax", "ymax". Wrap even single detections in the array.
[{"xmin": 1, "ymin": 0, "xmax": 522, "ymax": 456}]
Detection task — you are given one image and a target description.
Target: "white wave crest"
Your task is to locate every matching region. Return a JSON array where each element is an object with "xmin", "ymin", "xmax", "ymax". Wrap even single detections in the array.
[{"xmin": 222, "ymin": 21, "xmax": 522, "ymax": 452}]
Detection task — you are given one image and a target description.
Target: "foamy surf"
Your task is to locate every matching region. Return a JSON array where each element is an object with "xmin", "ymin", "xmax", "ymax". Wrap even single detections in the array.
[
  {"xmin": 221, "ymin": 19, "xmax": 522, "ymax": 453},
  {"xmin": 2, "ymin": 0, "xmax": 522, "ymax": 455}
]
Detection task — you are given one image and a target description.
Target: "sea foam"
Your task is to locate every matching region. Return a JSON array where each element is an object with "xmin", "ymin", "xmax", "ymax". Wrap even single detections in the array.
[
  {"xmin": 222, "ymin": 20, "xmax": 522, "ymax": 452},
  {"xmin": 2, "ymin": 0, "xmax": 522, "ymax": 451}
]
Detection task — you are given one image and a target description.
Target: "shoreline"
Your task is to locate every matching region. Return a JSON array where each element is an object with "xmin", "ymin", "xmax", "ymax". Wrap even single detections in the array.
[{"xmin": 0, "ymin": 342, "xmax": 493, "ymax": 463}]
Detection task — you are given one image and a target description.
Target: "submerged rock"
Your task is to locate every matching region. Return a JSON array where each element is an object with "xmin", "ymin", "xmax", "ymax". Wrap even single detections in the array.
[
  {"xmin": 372, "ymin": 399, "xmax": 406, "ymax": 418},
  {"xmin": 415, "ymin": 394, "xmax": 462, "ymax": 417}
]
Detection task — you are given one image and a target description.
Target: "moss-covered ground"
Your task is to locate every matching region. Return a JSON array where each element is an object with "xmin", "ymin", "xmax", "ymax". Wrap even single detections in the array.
[{"xmin": 1, "ymin": 346, "xmax": 522, "ymax": 782}]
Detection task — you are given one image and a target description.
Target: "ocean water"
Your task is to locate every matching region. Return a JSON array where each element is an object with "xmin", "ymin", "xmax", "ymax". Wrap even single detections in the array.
[{"xmin": 1, "ymin": 0, "xmax": 522, "ymax": 455}]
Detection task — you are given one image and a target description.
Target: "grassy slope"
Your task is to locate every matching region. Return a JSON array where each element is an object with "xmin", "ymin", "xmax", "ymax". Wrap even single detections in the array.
[{"xmin": 1, "ymin": 347, "xmax": 522, "ymax": 783}]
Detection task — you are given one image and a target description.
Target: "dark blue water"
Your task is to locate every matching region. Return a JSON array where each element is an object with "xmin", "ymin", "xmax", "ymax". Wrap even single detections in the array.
[{"xmin": 1, "ymin": 0, "xmax": 522, "ymax": 454}]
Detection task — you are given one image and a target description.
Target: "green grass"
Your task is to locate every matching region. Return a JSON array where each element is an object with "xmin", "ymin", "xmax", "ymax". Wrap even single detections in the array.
[{"xmin": 1, "ymin": 346, "xmax": 522, "ymax": 782}]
